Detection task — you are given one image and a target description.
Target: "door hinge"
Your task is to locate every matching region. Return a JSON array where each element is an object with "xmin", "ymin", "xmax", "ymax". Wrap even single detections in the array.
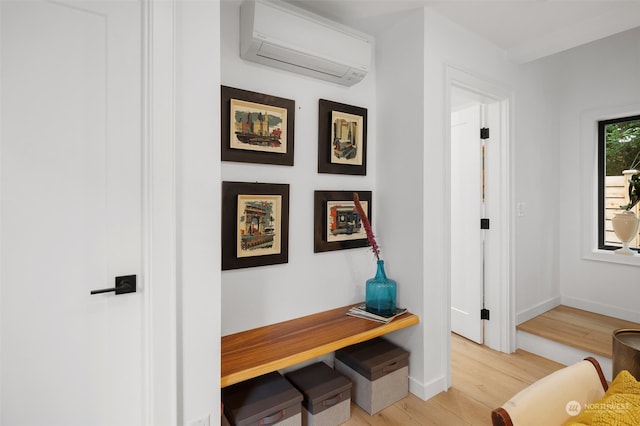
[
  {"xmin": 480, "ymin": 127, "xmax": 490, "ymax": 140},
  {"xmin": 481, "ymin": 309, "xmax": 490, "ymax": 320},
  {"xmin": 480, "ymin": 218, "xmax": 490, "ymax": 229}
]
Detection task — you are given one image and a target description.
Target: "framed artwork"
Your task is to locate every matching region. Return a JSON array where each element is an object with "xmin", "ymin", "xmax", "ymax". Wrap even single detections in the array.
[
  {"xmin": 318, "ymin": 99, "xmax": 367, "ymax": 175},
  {"xmin": 314, "ymin": 190, "xmax": 372, "ymax": 253},
  {"xmin": 221, "ymin": 86, "xmax": 295, "ymax": 166},
  {"xmin": 222, "ymin": 181, "xmax": 290, "ymax": 270}
]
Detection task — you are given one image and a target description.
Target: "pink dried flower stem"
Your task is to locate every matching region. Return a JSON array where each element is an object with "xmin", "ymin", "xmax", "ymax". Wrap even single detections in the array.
[{"xmin": 353, "ymin": 192, "xmax": 380, "ymax": 260}]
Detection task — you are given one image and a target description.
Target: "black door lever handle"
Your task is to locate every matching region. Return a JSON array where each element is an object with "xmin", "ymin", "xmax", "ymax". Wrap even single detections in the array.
[{"xmin": 91, "ymin": 275, "xmax": 136, "ymax": 295}]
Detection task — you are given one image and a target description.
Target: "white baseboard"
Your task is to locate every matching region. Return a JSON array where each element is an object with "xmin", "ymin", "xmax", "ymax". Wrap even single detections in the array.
[
  {"xmin": 561, "ymin": 295, "xmax": 640, "ymax": 324},
  {"xmin": 409, "ymin": 374, "xmax": 447, "ymax": 401},
  {"xmin": 517, "ymin": 330, "xmax": 612, "ymax": 381},
  {"xmin": 516, "ymin": 296, "xmax": 561, "ymax": 325}
]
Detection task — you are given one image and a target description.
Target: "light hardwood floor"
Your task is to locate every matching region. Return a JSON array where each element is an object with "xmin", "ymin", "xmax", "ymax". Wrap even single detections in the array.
[
  {"xmin": 343, "ymin": 333, "xmax": 565, "ymax": 425},
  {"xmin": 516, "ymin": 305, "xmax": 640, "ymax": 358}
]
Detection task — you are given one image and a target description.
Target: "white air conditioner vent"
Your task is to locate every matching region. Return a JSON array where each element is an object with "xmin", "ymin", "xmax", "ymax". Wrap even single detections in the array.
[{"xmin": 240, "ymin": 0, "xmax": 373, "ymax": 86}]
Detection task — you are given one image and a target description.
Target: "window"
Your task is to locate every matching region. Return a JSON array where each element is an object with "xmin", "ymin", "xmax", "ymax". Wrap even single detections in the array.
[{"xmin": 598, "ymin": 114, "xmax": 640, "ymax": 251}]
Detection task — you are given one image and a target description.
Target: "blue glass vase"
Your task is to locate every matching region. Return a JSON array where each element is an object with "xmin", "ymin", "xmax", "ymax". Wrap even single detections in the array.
[{"xmin": 365, "ymin": 260, "xmax": 397, "ymax": 316}]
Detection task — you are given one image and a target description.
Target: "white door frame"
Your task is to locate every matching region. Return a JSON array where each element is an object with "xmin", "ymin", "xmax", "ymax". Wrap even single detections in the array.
[
  {"xmin": 143, "ymin": 1, "xmax": 178, "ymax": 424},
  {"xmin": 444, "ymin": 64, "xmax": 514, "ymax": 386}
]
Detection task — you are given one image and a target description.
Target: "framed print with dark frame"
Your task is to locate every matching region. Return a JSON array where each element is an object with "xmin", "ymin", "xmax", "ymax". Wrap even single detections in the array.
[
  {"xmin": 314, "ymin": 190, "xmax": 372, "ymax": 253},
  {"xmin": 222, "ymin": 181, "xmax": 290, "ymax": 270},
  {"xmin": 318, "ymin": 99, "xmax": 367, "ymax": 175},
  {"xmin": 221, "ymin": 86, "xmax": 295, "ymax": 166}
]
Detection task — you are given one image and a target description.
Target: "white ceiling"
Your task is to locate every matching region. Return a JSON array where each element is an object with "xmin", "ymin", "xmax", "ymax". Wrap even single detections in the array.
[{"xmin": 286, "ymin": 0, "xmax": 640, "ymax": 63}]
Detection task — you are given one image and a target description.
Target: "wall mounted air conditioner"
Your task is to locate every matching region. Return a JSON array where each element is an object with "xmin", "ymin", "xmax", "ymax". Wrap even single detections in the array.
[{"xmin": 240, "ymin": 0, "xmax": 373, "ymax": 86}]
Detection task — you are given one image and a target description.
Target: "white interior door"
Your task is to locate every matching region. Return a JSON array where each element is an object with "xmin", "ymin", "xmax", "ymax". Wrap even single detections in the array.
[
  {"xmin": 450, "ymin": 103, "xmax": 484, "ymax": 344},
  {"xmin": 1, "ymin": 1, "xmax": 146, "ymax": 424}
]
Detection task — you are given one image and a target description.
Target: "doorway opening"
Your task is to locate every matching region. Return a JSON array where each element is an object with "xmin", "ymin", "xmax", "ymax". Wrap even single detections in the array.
[{"xmin": 446, "ymin": 66, "xmax": 513, "ymax": 388}]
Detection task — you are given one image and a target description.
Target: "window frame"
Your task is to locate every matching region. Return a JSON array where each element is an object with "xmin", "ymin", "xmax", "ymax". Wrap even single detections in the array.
[
  {"xmin": 597, "ymin": 114, "xmax": 640, "ymax": 252},
  {"xmin": 580, "ymin": 105, "xmax": 640, "ymax": 267}
]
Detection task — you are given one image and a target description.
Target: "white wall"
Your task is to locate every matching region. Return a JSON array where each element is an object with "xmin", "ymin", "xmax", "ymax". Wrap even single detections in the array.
[
  {"xmin": 375, "ymin": 8, "xmax": 428, "ymax": 398},
  {"xmin": 377, "ymin": 7, "xmax": 521, "ymax": 398},
  {"xmin": 551, "ymin": 28, "xmax": 640, "ymax": 322},
  {"xmin": 220, "ymin": 1, "xmax": 378, "ymax": 333},
  {"xmin": 513, "ymin": 58, "xmax": 563, "ymax": 323},
  {"xmin": 513, "ymin": 27, "xmax": 640, "ymax": 324},
  {"xmin": 176, "ymin": 1, "xmax": 221, "ymax": 424}
]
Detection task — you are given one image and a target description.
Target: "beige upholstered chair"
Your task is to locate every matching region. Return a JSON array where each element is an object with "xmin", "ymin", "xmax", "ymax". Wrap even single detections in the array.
[{"xmin": 491, "ymin": 357, "xmax": 608, "ymax": 426}]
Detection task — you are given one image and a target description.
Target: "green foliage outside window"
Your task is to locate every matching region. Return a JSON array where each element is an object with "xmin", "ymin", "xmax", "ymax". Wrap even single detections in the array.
[{"xmin": 605, "ymin": 118, "xmax": 640, "ymax": 176}]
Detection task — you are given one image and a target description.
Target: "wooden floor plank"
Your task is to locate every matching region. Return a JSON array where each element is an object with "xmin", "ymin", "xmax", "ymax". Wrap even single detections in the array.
[
  {"xmin": 428, "ymin": 387, "xmax": 488, "ymax": 425},
  {"xmin": 517, "ymin": 305, "xmax": 640, "ymax": 358}
]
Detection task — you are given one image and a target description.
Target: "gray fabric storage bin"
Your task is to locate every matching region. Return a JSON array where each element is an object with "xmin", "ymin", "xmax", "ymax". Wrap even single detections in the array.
[
  {"xmin": 222, "ymin": 372, "xmax": 303, "ymax": 426},
  {"xmin": 285, "ymin": 362, "xmax": 352, "ymax": 426},
  {"xmin": 334, "ymin": 338, "xmax": 409, "ymax": 415}
]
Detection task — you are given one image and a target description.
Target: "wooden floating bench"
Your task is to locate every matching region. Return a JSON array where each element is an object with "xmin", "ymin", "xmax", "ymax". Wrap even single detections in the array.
[{"xmin": 221, "ymin": 303, "xmax": 420, "ymax": 387}]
